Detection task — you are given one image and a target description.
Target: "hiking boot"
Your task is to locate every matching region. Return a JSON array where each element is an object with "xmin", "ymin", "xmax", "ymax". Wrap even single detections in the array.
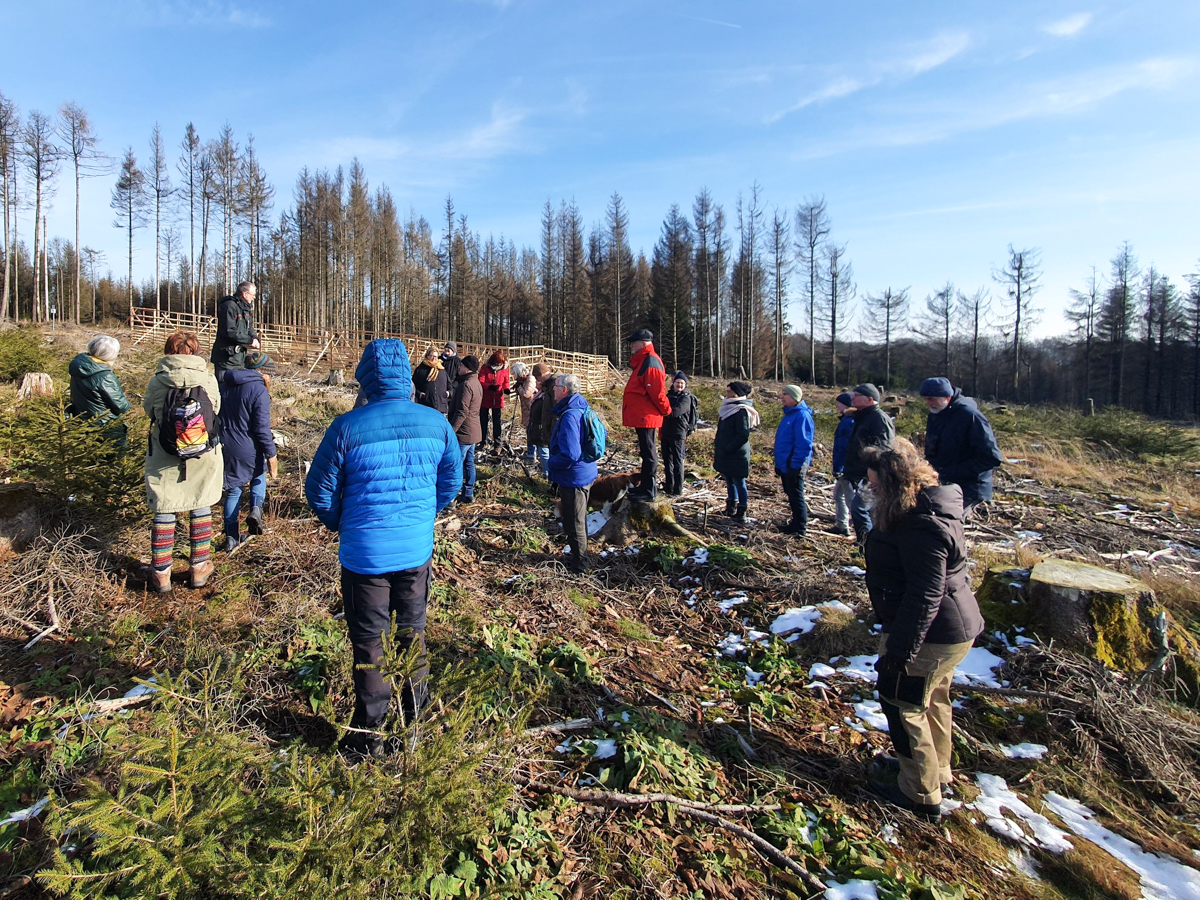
[
  {"xmin": 189, "ymin": 560, "xmax": 214, "ymax": 589},
  {"xmin": 725, "ymin": 498, "xmax": 737, "ymax": 517},
  {"xmin": 152, "ymin": 568, "xmax": 173, "ymax": 594},
  {"xmin": 868, "ymin": 779, "xmax": 943, "ymax": 823},
  {"xmin": 869, "ymin": 756, "xmax": 955, "ymax": 799},
  {"xmin": 246, "ymin": 506, "xmax": 264, "ymax": 536},
  {"xmin": 337, "ymin": 731, "xmax": 383, "ymax": 761},
  {"xmin": 829, "ymin": 524, "xmax": 852, "ymax": 537},
  {"xmin": 627, "ymin": 487, "xmax": 655, "ymax": 503},
  {"xmin": 731, "ymin": 503, "xmax": 747, "ymax": 524},
  {"xmin": 222, "ymin": 534, "xmax": 241, "ymax": 553}
]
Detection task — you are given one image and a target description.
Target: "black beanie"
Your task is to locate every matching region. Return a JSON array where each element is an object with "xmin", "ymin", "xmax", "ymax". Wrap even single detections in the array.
[
  {"xmin": 461, "ymin": 354, "xmax": 479, "ymax": 372},
  {"xmin": 728, "ymin": 381, "xmax": 753, "ymax": 398},
  {"xmin": 672, "ymin": 370, "xmax": 688, "ymax": 385}
]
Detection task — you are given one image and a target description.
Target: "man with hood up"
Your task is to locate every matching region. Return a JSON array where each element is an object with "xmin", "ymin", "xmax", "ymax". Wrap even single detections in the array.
[
  {"xmin": 919, "ymin": 377, "xmax": 1003, "ymax": 519},
  {"xmin": 306, "ymin": 339, "xmax": 462, "ymax": 758}
]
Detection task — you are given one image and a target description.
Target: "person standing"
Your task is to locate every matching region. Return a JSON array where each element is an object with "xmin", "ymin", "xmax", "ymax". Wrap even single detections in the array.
[
  {"xmin": 478, "ymin": 350, "xmax": 511, "ymax": 455},
  {"xmin": 547, "ymin": 374, "xmax": 598, "ymax": 575},
  {"xmin": 713, "ymin": 381, "xmax": 759, "ymax": 524},
  {"xmin": 219, "ymin": 351, "xmax": 279, "ymax": 552},
  {"xmin": 413, "ymin": 347, "xmax": 449, "ymax": 415},
  {"xmin": 773, "ymin": 384, "xmax": 815, "ymax": 535},
  {"xmin": 918, "ymin": 377, "xmax": 1003, "ymax": 519},
  {"xmin": 210, "ymin": 281, "xmax": 259, "ymax": 380},
  {"xmin": 144, "ymin": 331, "xmax": 225, "ymax": 593},
  {"xmin": 448, "ymin": 355, "xmax": 483, "ymax": 505},
  {"xmin": 68, "ymin": 334, "xmax": 131, "ymax": 445},
  {"xmin": 842, "ymin": 384, "xmax": 896, "ymax": 542},
  {"xmin": 621, "ymin": 329, "xmax": 671, "ymax": 501},
  {"xmin": 527, "ymin": 371, "xmax": 557, "ymax": 477},
  {"xmin": 513, "ymin": 362, "xmax": 538, "ymax": 454},
  {"xmin": 661, "ymin": 370, "xmax": 698, "ymax": 496},
  {"xmin": 439, "ymin": 342, "xmax": 461, "ymax": 409},
  {"xmin": 862, "ymin": 441, "xmax": 984, "ymax": 822},
  {"xmin": 306, "ymin": 339, "xmax": 462, "ymax": 759},
  {"xmin": 830, "ymin": 392, "xmax": 856, "ymax": 536}
]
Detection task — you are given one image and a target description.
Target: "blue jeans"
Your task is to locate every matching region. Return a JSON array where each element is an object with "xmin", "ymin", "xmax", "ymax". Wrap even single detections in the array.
[
  {"xmin": 849, "ymin": 480, "xmax": 873, "ymax": 541},
  {"xmin": 726, "ymin": 477, "xmax": 748, "ymax": 506},
  {"xmin": 460, "ymin": 442, "xmax": 476, "ymax": 499},
  {"xmin": 534, "ymin": 444, "xmax": 550, "ymax": 477},
  {"xmin": 223, "ymin": 471, "xmax": 266, "ymax": 538}
]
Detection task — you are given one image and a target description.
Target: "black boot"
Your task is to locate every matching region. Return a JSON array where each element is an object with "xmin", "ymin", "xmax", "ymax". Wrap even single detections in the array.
[
  {"xmin": 246, "ymin": 506, "xmax": 264, "ymax": 536},
  {"xmin": 725, "ymin": 498, "xmax": 737, "ymax": 517},
  {"xmin": 732, "ymin": 503, "xmax": 747, "ymax": 524}
]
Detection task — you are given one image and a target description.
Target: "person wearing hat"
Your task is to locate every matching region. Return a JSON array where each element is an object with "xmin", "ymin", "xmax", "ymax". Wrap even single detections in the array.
[
  {"xmin": 919, "ymin": 377, "xmax": 1003, "ymax": 519},
  {"xmin": 622, "ymin": 329, "xmax": 672, "ymax": 501},
  {"xmin": 448, "ymin": 355, "xmax": 483, "ymax": 504},
  {"xmin": 830, "ymin": 391, "xmax": 857, "ymax": 536},
  {"xmin": 661, "ymin": 370, "xmax": 699, "ymax": 496},
  {"xmin": 843, "ymin": 383, "xmax": 895, "ymax": 542},
  {"xmin": 439, "ymin": 341, "xmax": 462, "ymax": 410},
  {"xmin": 219, "ymin": 350, "xmax": 279, "ymax": 551},
  {"xmin": 713, "ymin": 381, "xmax": 760, "ymax": 523},
  {"xmin": 773, "ymin": 385, "xmax": 815, "ymax": 535}
]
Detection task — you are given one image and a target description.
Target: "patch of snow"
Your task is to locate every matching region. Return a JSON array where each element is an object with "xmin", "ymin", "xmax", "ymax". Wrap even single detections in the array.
[
  {"xmin": 953, "ymin": 648, "xmax": 1008, "ymax": 689},
  {"xmin": 967, "ymin": 774, "xmax": 1072, "ymax": 853},
  {"xmin": 591, "ymin": 739, "xmax": 618, "ymax": 760},
  {"xmin": 824, "ymin": 879, "xmax": 880, "ymax": 900},
  {"xmin": 1000, "ymin": 742, "xmax": 1049, "ymax": 760},
  {"xmin": 809, "ymin": 662, "xmax": 838, "ymax": 679},
  {"xmin": 716, "ymin": 633, "xmax": 746, "ymax": 657},
  {"xmin": 585, "ymin": 510, "xmax": 610, "ymax": 536},
  {"xmin": 1009, "ymin": 848, "xmax": 1041, "ymax": 880},
  {"xmin": 1044, "ymin": 794, "xmax": 1200, "ymax": 900},
  {"xmin": 1015, "ymin": 531, "xmax": 1043, "ymax": 542},
  {"xmin": 833, "ymin": 655, "xmax": 879, "ymax": 682},
  {"xmin": 562, "ymin": 546, "xmax": 572, "ymax": 555},
  {"xmin": 718, "ymin": 592, "xmax": 750, "ymax": 613},
  {"xmin": 1005, "ymin": 458, "xmax": 1028, "ymax": 464},
  {"xmin": 124, "ymin": 678, "xmax": 158, "ymax": 699},
  {"xmin": 853, "ymin": 700, "xmax": 889, "ymax": 732},
  {"xmin": 0, "ymin": 796, "xmax": 49, "ymax": 827},
  {"xmin": 840, "ymin": 565, "xmax": 866, "ymax": 576},
  {"xmin": 745, "ymin": 667, "xmax": 764, "ymax": 687},
  {"xmin": 771, "ymin": 606, "xmax": 823, "ymax": 637},
  {"xmin": 821, "ymin": 600, "xmax": 855, "ymax": 614},
  {"xmin": 684, "ymin": 547, "xmax": 709, "ymax": 566},
  {"xmin": 806, "ymin": 681, "xmax": 830, "ymax": 691},
  {"xmin": 746, "ymin": 629, "xmax": 770, "ymax": 645},
  {"xmin": 881, "ymin": 823, "xmax": 899, "ymax": 845}
]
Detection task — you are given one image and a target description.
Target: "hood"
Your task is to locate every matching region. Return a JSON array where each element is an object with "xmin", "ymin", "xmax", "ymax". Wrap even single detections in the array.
[
  {"xmin": 155, "ymin": 354, "xmax": 212, "ymax": 388},
  {"xmin": 222, "ymin": 367, "xmax": 264, "ymax": 389},
  {"xmin": 781, "ymin": 401, "xmax": 810, "ymax": 417},
  {"xmin": 552, "ymin": 391, "xmax": 588, "ymax": 416},
  {"xmin": 355, "ymin": 339, "xmax": 413, "ymax": 401},
  {"xmin": 947, "ymin": 389, "xmax": 979, "ymax": 414},
  {"xmin": 915, "ymin": 484, "xmax": 965, "ymax": 521},
  {"xmin": 69, "ymin": 353, "xmax": 109, "ymax": 378}
]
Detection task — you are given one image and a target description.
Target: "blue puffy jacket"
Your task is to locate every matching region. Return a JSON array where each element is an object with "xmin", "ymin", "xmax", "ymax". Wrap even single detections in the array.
[
  {"xmin": 831, "ymin": 413, "xmax": 855, "ymax": 475},
  {"xmin": 548, "ymin": 392, "xmax": 598, "ymax": 489},
  {"xmin": 773, "ymin": 401, "xmax": 815, "ymax": 473},
  {"xmin": 220, "ymin": 367, "xmax": 277, "ymax": 491},
  {"xmin": 306, "ymin": 340, "xmax": 463, "ymax": 575}
]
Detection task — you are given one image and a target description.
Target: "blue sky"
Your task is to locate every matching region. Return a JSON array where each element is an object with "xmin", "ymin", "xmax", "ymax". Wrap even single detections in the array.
[{"xmin": 3, "ymin": 0, "xmax": 1199, "ymax": 335}]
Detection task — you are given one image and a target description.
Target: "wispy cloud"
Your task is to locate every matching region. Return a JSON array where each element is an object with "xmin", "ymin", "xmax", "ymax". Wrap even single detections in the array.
[
  {"xmin": 150, "ymin": 1, "xmax": 272, "ymax": 28},
  {"xmin": 1043, "ymin": 12, "xmax": 1093, "ymax": 38},
  {"xmin": 766, "ymin": 30, "xmax": 970, "ymax": 124},
  {"xmin": 677, "ymin": 13, "xmax": 741, "ymax": 29}
]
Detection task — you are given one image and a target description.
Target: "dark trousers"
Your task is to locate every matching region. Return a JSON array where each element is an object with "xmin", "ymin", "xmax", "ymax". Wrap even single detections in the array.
[
  {"xmin": 341, "ymin": 558, "xmax": 432, "ymax": 729},
  {"xmin": 559, "ymin": 484, "xmax": 591, "ymax": 571},
  {"xmin": 780, "ymin": 464, "xmax": 809, "ymax": 531},
  {"xmin": 635, "ymin": 427, "xmax": 658, "ymax": 496},
  {"xmin": 661, "ymin": 430, "xmax": 686, "ymax": 495},
  {"xmin": 479, "ymin": 408, "xmax": 502, "ymax": 447}
]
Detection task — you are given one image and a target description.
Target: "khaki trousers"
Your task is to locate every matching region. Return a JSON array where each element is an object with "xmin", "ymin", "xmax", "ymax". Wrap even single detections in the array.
[{"xmin": 878, "ymin": 635, "xmax": 974, "ymax": 806}]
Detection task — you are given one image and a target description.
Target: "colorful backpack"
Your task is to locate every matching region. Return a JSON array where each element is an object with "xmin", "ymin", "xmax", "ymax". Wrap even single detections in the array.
[{"xmin": 159, "ymin": 386, "xmax": 220, "ymax": 464}]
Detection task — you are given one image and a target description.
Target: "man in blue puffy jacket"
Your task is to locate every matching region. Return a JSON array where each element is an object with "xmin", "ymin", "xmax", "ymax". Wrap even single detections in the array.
[
  {"xmin": 548, "ymin": 374, "xmax": 598, "ymax": 575},
  {"xmin": 773, "ymin": 384, "xmax": 815, "ymax": 535},
  {"xmin": 919, "ymin": 377, "xmax": 1003, "ymax": 519},
  {"xmin": 306, "ymin": 339, "xmax": 462, "ymax": 758}
]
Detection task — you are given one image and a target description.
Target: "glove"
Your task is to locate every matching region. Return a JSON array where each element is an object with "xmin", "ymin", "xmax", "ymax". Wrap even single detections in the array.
[{"xmin": 874, "ymin": 654, "xmax": 905, "ymax": 679}]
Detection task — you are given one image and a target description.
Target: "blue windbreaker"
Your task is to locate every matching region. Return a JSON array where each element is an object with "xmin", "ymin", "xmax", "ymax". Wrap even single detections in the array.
[
  {"xmin": 831, "ymin": 413, "xmax": 855, "ymax": 475},
  {"xmin": 548, "ymin": 392, "xmax": 598, "ymax": 489},
  {"xmin": 773, "ymin": 401, "xmax": 815, "ymax": 472},
  {"xmin": 305, "ymin": 339, "xmax": 463, "ymax": 575}
]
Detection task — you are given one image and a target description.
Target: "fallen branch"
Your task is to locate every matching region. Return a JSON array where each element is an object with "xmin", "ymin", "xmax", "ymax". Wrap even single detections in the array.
[
  {"xmin": 23, "ymin": 582, "xmax": 61, "ymax": 650},
  {"xmin": 524, "ymin": 718, "xmax": 596, "ymax": 736}
]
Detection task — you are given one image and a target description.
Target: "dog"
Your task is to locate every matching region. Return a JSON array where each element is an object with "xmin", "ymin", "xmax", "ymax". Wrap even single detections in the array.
[{"xmin": 553, "ymin": 472, "xmax": 640, "ymax": 517}]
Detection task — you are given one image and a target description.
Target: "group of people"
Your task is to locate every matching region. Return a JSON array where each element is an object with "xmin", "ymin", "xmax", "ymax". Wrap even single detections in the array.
[{"xmin": 68, "ymin": 295, "xmax": 1007, "ymax": 800}]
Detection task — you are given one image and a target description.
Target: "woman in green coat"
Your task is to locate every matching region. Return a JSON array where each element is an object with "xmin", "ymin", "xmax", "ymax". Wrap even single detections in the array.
[
  {"xmin": 713, "ymin": 381, "xmax": 760, "ymax": 524},
  {"xmin": 144, "ymin": 331, "xmax": 225, "ymax": 594},
  {"xmin": 68, "ymin": 334, "xmax": 131, "ymax": 445}
]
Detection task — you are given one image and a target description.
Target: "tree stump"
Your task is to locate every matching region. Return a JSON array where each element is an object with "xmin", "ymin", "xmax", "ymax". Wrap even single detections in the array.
[
  {"xmin": 327, "ymin": 369, "xmax": 345, "ymax": 387},
  {"xmin": 17, "ymin": 373, "xmax": 53, "ymax": 400},
  {"xmin": 595, "ymin": 498, "xmax": 700, "ymax": 545}
]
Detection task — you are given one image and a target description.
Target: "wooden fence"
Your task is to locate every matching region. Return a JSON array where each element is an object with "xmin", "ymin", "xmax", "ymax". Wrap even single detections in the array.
[{"xmin": 129, "ymin": 307, "xmax": 624, "ymax": 392}]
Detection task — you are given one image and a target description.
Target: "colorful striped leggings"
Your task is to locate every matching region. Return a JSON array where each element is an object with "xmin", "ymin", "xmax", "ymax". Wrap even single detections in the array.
[{"xmin": 151, "ymin": 508, "xmax": 212, "ymax": 572}]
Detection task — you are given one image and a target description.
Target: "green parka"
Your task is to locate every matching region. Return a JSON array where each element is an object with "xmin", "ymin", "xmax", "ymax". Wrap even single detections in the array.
[
  {"xmin": 143, "ymin": 355, "xmax": 225, "ymax": 514},
  {"xmin": 68, "ymin": 354, "xmax": 131, "ymax": 443}
]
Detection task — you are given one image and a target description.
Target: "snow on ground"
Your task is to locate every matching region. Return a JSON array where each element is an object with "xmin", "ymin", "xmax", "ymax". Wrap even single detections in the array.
[
  {"xmin": 953, "ymin": 647, "xmax": 1008, "ymax": 688},
  {"xmin": 809, "ymin": 662, "xmax": 838, "ymax": 679},
  {"xmin": 1044, "ymin": 794, "xmax": 1200, "ymax": 900},
  {"xmin": 853, "ymin": 700, "xmax": 889, "ymax": 732},
  {"xmin": 771, "ymin": 607, "xmax": 823, "ymax": 638},
  {"xmin": 0, "ymin": 796, "xmax": 48, "ymax": 827},
  {"xmin": 824, "ymin": 880, "xmax": 880, "ymax": 900},
  {"xmin": 830, "ymin": 655, "xmax": 879, "ymax": 681},
  {"xmin": 967, "ymin": 774, "xmax": 1072, "ymax": 853},
  {"xmin": 1000, "ymin": 742, "xmax": 1049, "ymax": 760},
  {"xmin": 718, "ymin": 592, "xmax": 749, "ymax": 613},
  {"xmin": 683, "ymin": 547, "xmax": 709, "ymax": 566},
  {"xmin": 744, "ymin": 666, "xmax": 764, "ymax": 687},
  {"xmin": 585, "ymin": 511, "xmax": 610, "ymax": 536}
]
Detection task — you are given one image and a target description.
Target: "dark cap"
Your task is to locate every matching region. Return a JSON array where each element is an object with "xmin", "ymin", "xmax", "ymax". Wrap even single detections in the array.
[
  {"xmin": 460, "ymin": 354, "xmax": 479, "ymax": 372},
  {"xmin": 919, "ymin": 377, "xmax": 953, "ymax": 398},
  {"xmin": 853, "ymin": 383, "xmax": 881, "ymax": 401},
  {"xmin": 626, "ymin": 328, "xmax": 654, "ymax": 343},
  {"xmin": 672, "ymin": 370, "xmax": 688, "ymax": 384},
  {"xmin": 728, "ymin": 380, "xmax": 753, "ymax": 398},
  {"xmin": 443, "ymin": 341, "xmax": 457, "ymax": 354},
  {"xmin": 835, "ymin": 391, "xmax": 854, "ymax": 407}
]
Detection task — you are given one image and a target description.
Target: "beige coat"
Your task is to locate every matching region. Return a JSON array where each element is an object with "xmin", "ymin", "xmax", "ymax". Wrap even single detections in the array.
[{"xmin": 143, "ymin": 355, "xmax": 225, "ymax": 514}]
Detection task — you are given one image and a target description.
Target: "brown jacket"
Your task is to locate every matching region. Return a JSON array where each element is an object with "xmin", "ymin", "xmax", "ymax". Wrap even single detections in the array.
[{"xmin": 449, "ymin": 372, "xmax": 482, "ymax": 445}]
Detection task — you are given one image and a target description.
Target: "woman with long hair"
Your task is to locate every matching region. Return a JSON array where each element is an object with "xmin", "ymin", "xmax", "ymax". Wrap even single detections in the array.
[
  {"xmin": 862, "ymin": 439, "xmax": 983, "ymax": 823},
  {"xmin": 413, "ymin": 346, "xmax": 448, "ymax": 415}
]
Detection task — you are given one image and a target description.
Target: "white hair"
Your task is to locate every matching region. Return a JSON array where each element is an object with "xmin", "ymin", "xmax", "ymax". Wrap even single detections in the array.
[
  {"xmin": 555, "ymin": 373, "xmax": 581, "ymax": 394},
  {"xmin": 237, "ymin": 281, "xmax": 257, "ymax": 297},
  {"xmin": 510, "ymin": 361, "xmax": 530, "ymax": 380},
  {"xmin": 87, "ymin": 334, "xmax": 120, "ymax": 362}
]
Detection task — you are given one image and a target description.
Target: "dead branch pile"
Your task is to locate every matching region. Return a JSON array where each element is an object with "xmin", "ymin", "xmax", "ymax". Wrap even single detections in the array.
[{"xmin": 1006, "ymin": 646, "xmax": 1200, "ymax": 807}]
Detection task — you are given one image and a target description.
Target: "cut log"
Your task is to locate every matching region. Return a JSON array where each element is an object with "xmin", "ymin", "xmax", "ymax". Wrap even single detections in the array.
[
  {"xmin": 327, "ymin": 369, "xmax": 345, "ymax": 387},
  {"xmin": 16, "ymin": 373, "xmax": 53, "ymax": 400},
  {"xmin": 595, "ymin": 498, "xmax": 700, "ymax": 545}
]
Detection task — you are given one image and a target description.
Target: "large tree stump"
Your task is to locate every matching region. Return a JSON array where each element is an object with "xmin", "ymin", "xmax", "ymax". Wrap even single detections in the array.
[
  {"xmin": 595, "ymin": 498, "xmax": 700, "ymax": 545},
  {"xmin": 17, "ymin": 373, "xmax": 53, "ymax": 400}
]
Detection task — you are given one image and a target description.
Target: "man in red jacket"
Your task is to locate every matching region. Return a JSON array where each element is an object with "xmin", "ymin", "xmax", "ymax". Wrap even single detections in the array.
[{"xmin": 622, "ymin": 329, "xmax": 672, "ymax": 501}]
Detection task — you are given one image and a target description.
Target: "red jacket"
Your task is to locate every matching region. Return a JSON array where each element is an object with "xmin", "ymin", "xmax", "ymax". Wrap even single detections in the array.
[
  {"xmin": 479, "ymin": 364, "xmax": 510, "ymax": 410},
  {"xmin": 622, "ymin": 345, "xmax": 672, "ymax": 428}
]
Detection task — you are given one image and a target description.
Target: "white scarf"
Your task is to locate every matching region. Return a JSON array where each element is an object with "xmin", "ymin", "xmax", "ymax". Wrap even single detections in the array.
[{"xmin": 719, "ymin": 396, "xmax": 760, "ymax": 428}]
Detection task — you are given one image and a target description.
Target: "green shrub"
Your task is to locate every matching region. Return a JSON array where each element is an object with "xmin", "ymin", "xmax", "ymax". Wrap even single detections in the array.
[
  {"xmin": 0, "ymin": 328, "xmax": 52, "ymax": 382},
  {"xmin": 706, "ymin": 543, "xmax": 755, "ymax": 573}
]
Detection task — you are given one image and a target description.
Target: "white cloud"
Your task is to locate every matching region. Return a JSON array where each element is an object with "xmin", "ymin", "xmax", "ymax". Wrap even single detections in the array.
[
  {"xmin": 902, "ymin": 31, "xmax": 971, "ymax": 75},
  {"xmin": 1043, "ymin": 12, "xmax": 1093, "ymax": 38},
  {"xmin": 765, "ymin": 77, "xmax": 864, "ymax": 123}
]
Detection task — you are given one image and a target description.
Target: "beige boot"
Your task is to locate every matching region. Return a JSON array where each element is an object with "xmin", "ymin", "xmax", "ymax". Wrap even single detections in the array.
[
  {"xmin": 190, "ymin": 560, "xmax": 214, "ymax": 588},
  {"xmin": 152, "ymin": 568, "xmax": 173, "ymax": 594}
]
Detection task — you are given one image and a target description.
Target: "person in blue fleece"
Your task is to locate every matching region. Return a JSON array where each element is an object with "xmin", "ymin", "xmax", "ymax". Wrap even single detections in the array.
[
  {"xmin": 547, "ymin": 373, "xmax": 598, "ymax": 574},
  {"xmin": 830, "ymin": 391, "xmax": 856, "ymax": 536},
  {"xmin": 773, "ymin": 384, "xmax": 815, "ymax": 535},
  {"xmin": 306, "ymin": 339, "xmax": 462, "ymax": 758}
]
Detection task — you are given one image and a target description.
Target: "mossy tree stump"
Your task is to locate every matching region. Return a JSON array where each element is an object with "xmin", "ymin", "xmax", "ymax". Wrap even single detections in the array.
[{"xmin": 595, "ymin": 498, "xmax": 699, "ymax": 545}]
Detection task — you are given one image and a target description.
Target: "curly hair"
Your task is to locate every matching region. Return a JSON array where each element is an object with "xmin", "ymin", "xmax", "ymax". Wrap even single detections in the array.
[
  {"xmin": 164, "ymin": 331, "xmax": 200, "ymax": 356},
  {"xmin": 487, "ymin": 349, "xmax": 507, "ymax": 368},
  {"xmin": 861, "ymin": 439, "xmax": 940, "ymax": 531}
]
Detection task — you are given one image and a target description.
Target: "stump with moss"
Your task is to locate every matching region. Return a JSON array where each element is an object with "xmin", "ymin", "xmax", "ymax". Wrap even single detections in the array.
[{"xmin": 595, "ymin": 498, "xmax": 699, "ymax": 545}]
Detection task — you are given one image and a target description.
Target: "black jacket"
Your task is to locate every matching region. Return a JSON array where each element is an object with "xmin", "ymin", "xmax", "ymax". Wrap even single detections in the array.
[
  {"xmin": 843, "ymin": 403, "xmax": 895, "ymax": 484},
  {"xmin": 713, "ymin": 408, "xmax": 753, "ymax": 481},
  {"xmin": 662, "ymin": 389, "xmax": 698, "ymax": 442},
  {"xmin": 440, "ymin": 353, "xmax": 461, "ymax": 404},
  {"xmin": 413, "ymin": 363, "xmax": 449, "ymax": 414},
  {"xmin": 925, "ymin": 390, "xmax": 1003, "ymax": 505},
  {"xmin": 865, "ymin": 485, "xmax": 984, "ymax": 664},
  {"xmin": 210, "ymin": 295, "xmax": 258, "ymax": 371}
]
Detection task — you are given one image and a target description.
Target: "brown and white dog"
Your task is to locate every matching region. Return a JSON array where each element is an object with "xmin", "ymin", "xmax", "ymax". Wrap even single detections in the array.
[{"xmin": 554, "ymin": 472, "xmax": 639, "ymax": 517}]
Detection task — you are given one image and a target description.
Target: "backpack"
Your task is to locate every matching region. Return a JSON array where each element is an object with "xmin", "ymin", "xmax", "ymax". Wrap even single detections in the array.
[
  {"xmin": 159, "ymin": 386, "xmax": 221, "ymax": 463},
  {"xmin": 580, "ymin": 407, "xmax": 607, "ymax": 463}
]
